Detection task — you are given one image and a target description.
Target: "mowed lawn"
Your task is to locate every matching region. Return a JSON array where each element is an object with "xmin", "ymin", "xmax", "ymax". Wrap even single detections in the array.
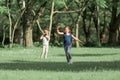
[{"xmin": 0, "ymin": 47, "xmax": 120, "ymax": 80}]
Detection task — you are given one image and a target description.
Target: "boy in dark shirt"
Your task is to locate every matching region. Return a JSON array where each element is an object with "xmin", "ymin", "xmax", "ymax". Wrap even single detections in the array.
[{"xmin": 57, "ymin": 26, "xmax": 84, "ymax": 64}]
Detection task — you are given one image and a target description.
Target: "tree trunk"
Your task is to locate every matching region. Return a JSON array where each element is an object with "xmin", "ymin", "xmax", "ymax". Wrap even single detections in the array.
[
  {"xmin": 75, "ymin": 13, "xmax": 82, "ymax": 47},
  {"xmin": 13, "ymin": 9, "xmax": 25, "ymax": 45},
  {"xmin": 83, "ymin": 10, "xmax": 91, "ymax": 43},
  {"xmin": 75, "ymin": 21, "xmax": 80, "ymax": 47},
  {"xmin": 2, "ymin": 25, "xmax": 6, "ymax": 46},
  {"xmin": 23, "ymin": 24, "xmax": 33, "ymax": 47},
  {"xmin": 32, "ymin": 10, "xmax": 44, "ymax": 34},
  {"xmin": 7, "ymin": 0, "xmax": 13, "ymax": 48},
  {"xmin": 93, "ymin": 6, "xmax": 101, "ymax": 46},
  {"xmin": 20, "ymin": 26, "xmax": 23, "ymax": 45},
  {"xmin": 118, "ymin": 26, "xmax": 120, "ymax": 44},
  {"xmin": 100, "ymin": 11, "xmax": 108, "ymax": 43},
  {"xmin": 13, "ymin": 25, "xmax": 23, "ymax": 45},
  {"xmin": 74, "ymin": 7, "xmax": 88, "ymax": 47},
  {"xmin": 23, "ymin": 9, "xmax": 33, "ymax": 47},
  {"xmin": 96, "ymin": 6, "xmax": 101, "ymax": 46},
  {"xmin": 109, "ymin": 0, "xmax": 119, "ymax": 45},
  {"xmin": 49, "ymin": 0, "xmax": 54, "ymax": 37},
  {"xmin": 22, "ymin": 0, "xmax": 37, "ymax": 47}
]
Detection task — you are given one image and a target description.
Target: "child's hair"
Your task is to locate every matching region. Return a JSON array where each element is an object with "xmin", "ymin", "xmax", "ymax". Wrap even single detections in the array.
[{"xmin": 44, "ymin": 28, "xmax": 49, "ymax": 31}]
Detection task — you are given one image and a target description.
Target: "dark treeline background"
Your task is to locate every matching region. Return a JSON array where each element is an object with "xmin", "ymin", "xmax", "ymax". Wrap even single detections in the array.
[{"xmin": 0, "ymin": 0, "xmax": 120, "ymax": 48}]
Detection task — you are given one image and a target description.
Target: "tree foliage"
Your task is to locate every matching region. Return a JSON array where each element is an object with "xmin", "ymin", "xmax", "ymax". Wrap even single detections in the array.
[{"xmin": 0, "ymin": 0, "xmax": 120, "ymax": 47}]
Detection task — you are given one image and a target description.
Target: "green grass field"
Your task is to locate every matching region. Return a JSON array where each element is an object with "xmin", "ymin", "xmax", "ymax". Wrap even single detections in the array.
[{"xmin": 0, "ymin": 47, "xmax": 120, "ymax": 80}]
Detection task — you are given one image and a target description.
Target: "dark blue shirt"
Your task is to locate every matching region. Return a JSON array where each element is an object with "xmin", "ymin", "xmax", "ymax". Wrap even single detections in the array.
[{"xmin": 63, "ymin": 33, "xmax": 72, "ymax": 46}]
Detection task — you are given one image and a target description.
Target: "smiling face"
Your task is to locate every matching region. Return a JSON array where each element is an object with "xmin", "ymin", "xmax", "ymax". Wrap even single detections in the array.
[{"xmin": 64, "ymin": 27, "xmax": 70, "ymax": 34}]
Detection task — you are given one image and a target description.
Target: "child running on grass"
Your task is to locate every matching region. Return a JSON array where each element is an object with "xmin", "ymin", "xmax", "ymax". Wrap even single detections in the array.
[
  {"xmin": 40, "ymin": 29, "xmax": 50, "ymax": 59},
  {"xmin": 57, "ymin": 26, "xmax": 84, "ymax": 64}
]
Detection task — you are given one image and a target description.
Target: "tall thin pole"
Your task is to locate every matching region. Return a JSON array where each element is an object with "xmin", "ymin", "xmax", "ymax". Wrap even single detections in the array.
[{"xmin": 49, "ymin": 0, "xmax": 54, "ymax": 37}]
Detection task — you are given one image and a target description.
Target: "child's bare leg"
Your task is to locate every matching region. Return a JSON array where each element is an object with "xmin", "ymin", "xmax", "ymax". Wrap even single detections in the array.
[
  {"xmin": 64, "ymin": 45, "xmax": 72, "ymax": 63},
  {"xmin": 45, "ymin": 46, "xmax": 48, "ymax": 58},
  {"xmin": 40, "ymin": 46, "xmax": 46, "ymax": 58}
]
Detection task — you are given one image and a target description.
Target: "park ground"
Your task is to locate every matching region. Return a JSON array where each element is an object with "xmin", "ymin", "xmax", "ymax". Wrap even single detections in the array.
[{"xmin": 0, "ymin": 47, "xmax": 120, "ymax": 80}]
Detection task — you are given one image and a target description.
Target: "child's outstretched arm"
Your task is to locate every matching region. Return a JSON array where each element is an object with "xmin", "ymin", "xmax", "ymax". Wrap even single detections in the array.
[
  {"xmin": 57, "ymin": 26, "xmax": 64, "ymax": 35},
  {"xmin": 72, "ymin": 35, "xmax": 84, "ymax": 44},
  {"xmin": 40, "ymin": 35, "xmax": 44, "ymax": 40}
]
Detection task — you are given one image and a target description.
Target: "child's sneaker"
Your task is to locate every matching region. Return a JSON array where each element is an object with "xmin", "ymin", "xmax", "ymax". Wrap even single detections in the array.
[{"xmin": 68, "ymin": 60, "xmax": 73, "ymax": 64}]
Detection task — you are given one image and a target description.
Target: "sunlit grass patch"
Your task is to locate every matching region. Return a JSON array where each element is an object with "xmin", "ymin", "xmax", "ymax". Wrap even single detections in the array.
[{"xmin": 0, "ymin": 47, "xmax": 120, "ymax": 80}]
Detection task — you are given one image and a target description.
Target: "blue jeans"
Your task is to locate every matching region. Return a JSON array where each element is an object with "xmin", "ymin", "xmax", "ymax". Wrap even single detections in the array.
[{"xmin": 64, "ymin": 45, "xmax": 72, "ymax": 63}]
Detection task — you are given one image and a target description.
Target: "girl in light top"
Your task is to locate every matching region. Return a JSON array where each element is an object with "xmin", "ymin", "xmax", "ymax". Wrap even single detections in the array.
[
  {"xmin": 57, "ymin": 26, "xmax": 84, "ymax": 64},
  {"xmin": 40, "ymin": 29, "xmax": 50, "ymax": 58}
]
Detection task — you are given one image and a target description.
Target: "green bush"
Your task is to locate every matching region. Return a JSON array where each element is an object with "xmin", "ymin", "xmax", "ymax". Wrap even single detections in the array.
[
  {"xmin": 33, "ymin": 42, "xmax": 42, "ymax": 47},
  {"xmin": 84, "ymin": 42, "xmax": 100, "ymax": 47}
]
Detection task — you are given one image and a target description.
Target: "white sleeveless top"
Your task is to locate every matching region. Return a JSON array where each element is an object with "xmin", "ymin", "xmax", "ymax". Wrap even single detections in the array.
[{"xmin": 42, "ymin": 36, "xmax": 49, "ymax": 46}]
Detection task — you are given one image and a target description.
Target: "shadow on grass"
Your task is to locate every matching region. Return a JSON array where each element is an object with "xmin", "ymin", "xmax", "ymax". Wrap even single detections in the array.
[
  {"xmin": 58, "ymin": 53, "xmax": 118, "ymax": 57},
  {"xmin": 0, "ymin": 60, "xmax": 120, "ymax": 71}
]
